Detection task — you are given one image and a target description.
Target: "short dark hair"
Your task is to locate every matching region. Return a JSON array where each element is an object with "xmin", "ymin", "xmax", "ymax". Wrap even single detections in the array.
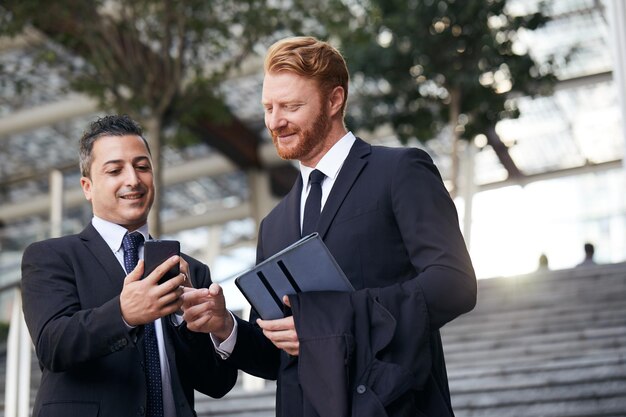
[
  {"xmin": 584, "ymin": 242, "xmax": 595, "ymax": 256},
  {"xmin": 79, "ymin": 115, "xmax": 150, "ymax": 177}
]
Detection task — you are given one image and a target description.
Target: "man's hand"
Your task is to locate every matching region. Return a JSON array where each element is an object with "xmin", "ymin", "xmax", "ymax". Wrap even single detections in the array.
[
  {"xmin": 179, "ymin": 257, "xmax": 193, "ymax": 288},
  {"xmin": 257, "ymin": 296, "xmax": 299, "ymax": 356},
  {"xmin": 120, "ymin": 255, "xmax": 185, "ymax": 326},
  {"xmin": 181, "ymin": 283, "xmax": 234, "ymax": 342}
]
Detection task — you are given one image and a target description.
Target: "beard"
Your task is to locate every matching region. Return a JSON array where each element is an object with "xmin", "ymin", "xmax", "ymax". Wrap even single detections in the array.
[{"xmin": 270, "ymin": 107, "xmax": 332, "ymax": 162}]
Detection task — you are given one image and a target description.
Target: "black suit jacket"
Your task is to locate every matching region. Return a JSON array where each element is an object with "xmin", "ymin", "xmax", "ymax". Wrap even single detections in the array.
[
  {"xmin": 229, "ymin": 138, "xmax": 476, "ymax": 416},
  {"xmin": 21, "ymin": 223, "xmax": 237, "ymax": 417}
]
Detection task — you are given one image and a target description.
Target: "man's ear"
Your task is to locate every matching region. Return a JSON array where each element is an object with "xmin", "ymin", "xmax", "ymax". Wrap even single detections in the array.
[
  {"xmin": 328, "ymin": 86, "xmax": 346, "ymax": 118},
  {"xmin": 80, "ymin": 177, "xmax": 93, "ymax": 202}
]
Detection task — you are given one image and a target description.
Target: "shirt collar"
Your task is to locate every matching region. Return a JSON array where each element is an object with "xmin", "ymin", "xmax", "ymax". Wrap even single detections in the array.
[
  {"xmin": 299, "ymin": 131, "xmax": 356, "ymax": 184},
  {"xmin": 91, "ymin": 215, "xmax": 150, "ymax": 253}
]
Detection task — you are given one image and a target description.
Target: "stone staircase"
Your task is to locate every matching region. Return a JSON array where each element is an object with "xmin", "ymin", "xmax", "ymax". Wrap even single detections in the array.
[
  {"xmin": 195, "ymin": 262, "xmax": 626, "ymax": 416},
  {"xmin": 3, "ymin": 262, "xmax": 626, "ymax": 416},
  {"xmin": 443, "ymin": 262, "xmax": 626, "ymax": 417}
]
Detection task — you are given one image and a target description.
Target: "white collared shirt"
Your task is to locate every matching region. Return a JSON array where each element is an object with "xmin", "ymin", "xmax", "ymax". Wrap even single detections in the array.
[
  {"xmin": 213, "ymin": 132, "xmax": 357, "ymax": 359},
  {"xmin": 91, "ymin": 216, "xmax": 176, "ymax": 416},
  {"xmin": 299, "ymin": 132, "xmax": 356, "ymax": 232}
]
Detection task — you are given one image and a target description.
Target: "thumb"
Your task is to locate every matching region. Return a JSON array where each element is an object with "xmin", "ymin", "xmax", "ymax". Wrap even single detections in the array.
[
  {"xmin": 208, "ymin": 282, "xmax": 223, "ymax": 297},
  {"xmin": 282, "ymin": 295, "xmax": 291, "ymax": 308},
  {"xmin": 123, "ymin": 259, "xmax": 144, "ymax": 285}
]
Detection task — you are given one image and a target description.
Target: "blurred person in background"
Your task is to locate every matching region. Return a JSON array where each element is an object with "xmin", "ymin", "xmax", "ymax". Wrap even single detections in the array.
[{"xmin": 576, "ymin": 242, "xmax": 597, "ymax": 267}]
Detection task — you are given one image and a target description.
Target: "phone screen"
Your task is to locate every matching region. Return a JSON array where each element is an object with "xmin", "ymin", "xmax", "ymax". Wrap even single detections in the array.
[{"xmin": 143, "ymin": 240, "xmax": 180, "ymax": 284}]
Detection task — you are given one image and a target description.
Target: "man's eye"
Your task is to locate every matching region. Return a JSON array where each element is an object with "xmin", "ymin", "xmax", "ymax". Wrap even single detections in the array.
[
  {"xmin": 106, "ymin": 169, "xmax": 121, "ymax": 175},
  {"xmin": 136, "ymin": 165, "xmax": 151, "ymax": 171}
]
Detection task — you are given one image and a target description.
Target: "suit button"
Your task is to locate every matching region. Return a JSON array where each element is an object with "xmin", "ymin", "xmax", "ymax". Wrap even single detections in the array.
[
  {"xmin": 138, "ymin": 406, "xmax": 145, "ymax": 415},
  {"xmin": 356, "ymin": 385, "xmax": 367, "ymax": 394},
  {"xmin": 120, "ymin": 338, "xmax": 128, "ymax": 346}
]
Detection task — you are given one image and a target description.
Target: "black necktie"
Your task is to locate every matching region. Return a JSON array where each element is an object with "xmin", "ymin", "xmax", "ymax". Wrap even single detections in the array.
[
  {"xmin": 122, "ymin": 232, "xmax": 163, "ymax": 417},
  {"xmin": 302, "ymin": 169, "xmax": 325, "ymax": 237}
]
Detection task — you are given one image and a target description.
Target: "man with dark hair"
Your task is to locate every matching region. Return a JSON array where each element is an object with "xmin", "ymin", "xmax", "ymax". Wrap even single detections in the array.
[
  {"xmin": 21, "ymin": 114, "xmax": 237, "ymax": 417},
  {"xmin": 183, "ymin": 36, "xmax": 477, "ymax": 417}
]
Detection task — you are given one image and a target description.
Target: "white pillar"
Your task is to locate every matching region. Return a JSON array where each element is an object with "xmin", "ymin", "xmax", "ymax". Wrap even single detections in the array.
[
  {"xmin": 5, "ymin": 289, "xmax": 32, "ymax": 417},
  {"xmin": 204, "ymin": 225, "xmax": 223, "ymax": 269},
  {"xmin": 461, "ymin": 142, "xmax": 477, "ymax": 249},
  {"xmin": 606, "ymin": 0, "xmax": 626, "ymax": 170},
  {"xmin": 606, "ymin": 0, "xmax": 626, "ymax": 259},
  {"xmin": 247, "ymin": 169, "xmax": 277, "ymax": 230},
  {"xmin": 49, "ymin": 169, "xmax": 64, "ymax": 238},
  {"xmin": 18, "ymin": 313, "xmax": 32, "ymax": 417},
  {"xmin": 5, "ymin": 291, "xmax": 20, "ymax": 417}
]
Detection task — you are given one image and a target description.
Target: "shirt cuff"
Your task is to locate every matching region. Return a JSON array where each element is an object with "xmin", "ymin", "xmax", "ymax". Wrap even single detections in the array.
[{"xmin": 210, "ymin": 311, "xmax": 238, "ymax": 360}]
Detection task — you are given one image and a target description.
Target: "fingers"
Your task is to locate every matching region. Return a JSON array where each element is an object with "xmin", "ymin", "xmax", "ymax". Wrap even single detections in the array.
[
  {"xmin": 156, "ymin": 273, "xmax": 185, "ymax": 295},
  {"xmin": 282, "ymin": 295, "xmax": 291, "ymax": 308},
  {"xmin": 181, "ymin": 300, "xmax": 217, "ymax": 332},
  {"xmin": 159, "ymin": 284, "xmax": 184, "ymax": 306},
  {"xmin": 256, "ymin": 316, "xmax": 299, "ymax": 356},
  {"xmin": 181, "ymin": 272, "xmax": 192, "ymax": 288},
  {"xmin": 185, "ymin": 313, "xmax": 213, "ymax": 332},
  {"xmin": 179, "ymin": 258, "xmax": 193, "ymax": 288},
  {"xmin": 180, "ymin": 284, "xmax": 224, "ymax": 311},
  {"xmin": 208, "ymin": 282, "xmax": 223, "ymax": 296},
  {"xmin": 124, "ymin": 260, "xmax": 145, "ymax": 284},
  {"xmin": 178, "ymin": 284, "xmax": 235, "ymax": 338},
  {"xmin": 257, "ymin": 316, "xmax": 294, "ymax": 331},
  {"xmin": 144, "ymin": 255, "xmax": 180, "ymax": 284},
  {"xmin": 180, "ymin": 287, "xmax": 210, "ymax": 307}
]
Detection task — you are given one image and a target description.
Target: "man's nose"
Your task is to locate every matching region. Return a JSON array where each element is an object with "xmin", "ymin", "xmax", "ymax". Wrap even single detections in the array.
[
  {"xmin": 124, "ymin": 167, "xmax": 140, "ymax": 186},
  {"xmin": 267, "ymin": 109, "xmax": 287, "ymax": 131}
]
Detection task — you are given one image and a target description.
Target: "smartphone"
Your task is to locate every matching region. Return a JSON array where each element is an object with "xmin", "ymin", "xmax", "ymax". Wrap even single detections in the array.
[{"xmin": 143, "ymin": 240, "xmax": 180, "ymax": 284}]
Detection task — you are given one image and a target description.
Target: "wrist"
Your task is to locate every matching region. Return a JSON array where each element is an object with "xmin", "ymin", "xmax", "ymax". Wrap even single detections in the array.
[{"xmin": 212, "ymin": 312, "xmax": 234, "ymax": 342}]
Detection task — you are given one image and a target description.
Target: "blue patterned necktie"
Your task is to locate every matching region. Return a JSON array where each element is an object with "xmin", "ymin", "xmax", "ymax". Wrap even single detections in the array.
[
  {"xmin": 122, "ymin": 232, "xmax": 163, "ymax": 417},
  {"xmin": 302, "ymin": 169, "xmax": 326, "ymax": 237}
]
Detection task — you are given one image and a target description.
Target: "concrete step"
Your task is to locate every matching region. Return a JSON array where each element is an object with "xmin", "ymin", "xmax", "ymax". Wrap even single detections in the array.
[
  {"xmin": 454, "ymin": 397, "xmax": 626, "ymax": 417},
  {"xmin": 446, "ymin": 336, "xmax": 626, "ymax": 369},
  {"xmin": 447, "ymin": 353, "xmax": 626, "ymax": 380},
  {"xmin": 195, "ymin": 386, "xmax": 275, "ymax": 417},
  {"xmin": 449, "ymin": 356, "xmax": 626, "ymax": 392},
  {"xmin": 444, "ymin": 324, "xmax": 626, "ymax": 355},
  {"xmin": 442, "ymin": 309, "xmax": 626, "ymax": 348},
  {"xmin": 470, "ymin": 276, "xmax": 626, "ymax": 314}
]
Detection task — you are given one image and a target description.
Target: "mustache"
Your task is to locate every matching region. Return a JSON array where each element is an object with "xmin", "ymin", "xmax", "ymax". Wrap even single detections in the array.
[
  {"xmin": 270, "ymin": 126, "xmax": 300, "ymax": 138},
  {"xmin": 117, "ymin": 186, "xmax": 147, "ymax": 197}
]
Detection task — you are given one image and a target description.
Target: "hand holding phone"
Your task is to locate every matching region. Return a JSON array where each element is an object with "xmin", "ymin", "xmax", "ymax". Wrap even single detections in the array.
[{"xmin": 143, "ymin": 240, "xmax": 180, "ymax": 284}]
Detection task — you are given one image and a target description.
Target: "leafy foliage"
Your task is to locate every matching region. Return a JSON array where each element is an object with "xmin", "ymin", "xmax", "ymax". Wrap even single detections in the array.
[{"xmin": 321, "ymin": 0, "xmax": 559, "ymax": 144}]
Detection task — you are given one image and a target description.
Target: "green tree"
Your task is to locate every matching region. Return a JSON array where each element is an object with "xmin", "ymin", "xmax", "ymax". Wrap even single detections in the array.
[{"xmin": 323, "ymin": 0, "xmax": 560, "ymax": 196}]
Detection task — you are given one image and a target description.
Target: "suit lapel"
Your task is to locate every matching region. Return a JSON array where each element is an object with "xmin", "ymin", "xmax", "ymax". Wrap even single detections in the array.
[
  {"xmin": 317, "ymin": 138, "xmax": 370, "ymax": 239},
  {"xmin": 283, "ymin": 175, "xmax": 305, "ymax": 242},
  {"xmin": 79, "ymin": 223, "xmax": 127, "ymax": 292}
]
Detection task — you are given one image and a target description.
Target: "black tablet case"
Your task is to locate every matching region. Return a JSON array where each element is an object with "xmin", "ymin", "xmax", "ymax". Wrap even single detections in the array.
[{"xmin": 234, "ymin": 233, "xmax": 354, "ymax": 320}]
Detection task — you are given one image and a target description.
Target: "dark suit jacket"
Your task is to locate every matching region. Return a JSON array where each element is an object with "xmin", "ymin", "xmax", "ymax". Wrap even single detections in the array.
[
  {"xmin": 21, "ymin": 223, "xmax": 237, "ymax": 417},
  {"xmin": 229, "ymin": 138, "xmax": 476, "ymax": 416}
]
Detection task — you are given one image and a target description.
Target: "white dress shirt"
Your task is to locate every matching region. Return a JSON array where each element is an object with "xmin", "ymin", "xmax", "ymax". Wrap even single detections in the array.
[
  {"xmin": 213, "ymin": 131, "xmax": 357, "ymax": 358},
  {"xmin": 298, "ymin": 132, "xmax": 356, "ymax": 230},
  {"xmin": 91, "ymin": 216, "xmax": 176, "ymax": 416}
]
